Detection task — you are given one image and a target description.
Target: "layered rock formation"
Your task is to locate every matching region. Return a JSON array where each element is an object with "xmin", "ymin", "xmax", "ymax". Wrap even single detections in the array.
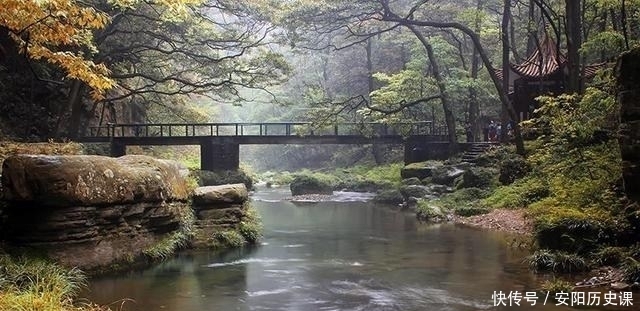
[
  {"xmin": 191, "ymin": 183, "xmax": 260, "ymax": 248},
  {"xmin": 1, "ymin": 154, "xmax": 190, "ymax": 270}
]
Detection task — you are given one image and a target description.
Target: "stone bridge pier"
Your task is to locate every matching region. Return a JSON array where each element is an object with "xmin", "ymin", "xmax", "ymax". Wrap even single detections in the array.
[{"xmin": 200, "ymin": 141, "xmax": 239, "ymax": 171}]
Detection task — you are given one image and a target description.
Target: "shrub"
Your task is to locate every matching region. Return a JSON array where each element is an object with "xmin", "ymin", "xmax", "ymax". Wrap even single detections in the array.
[
  {"xmin": 529, "ymin": 205, "xmax": 623, "ymax": 254},
  {"xmin": 592, "ymin": 246, "xmax": 626, "ymax": 266}
]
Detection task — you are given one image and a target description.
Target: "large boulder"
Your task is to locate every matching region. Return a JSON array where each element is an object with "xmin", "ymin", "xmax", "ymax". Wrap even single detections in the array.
[
  {"xmin": 454, "ymin": 167, "xmax": 498, "ymax": 189},
  {"xmin": 290, "ymin": 175, "xmax": 333, "ymax": 196},
  {"xmin": 194, "ymin": 169, "xmax": 253, "ymax": 190},
  {"xmin": 1, "ymin": 154, "xmax": 189, "ymax": 207},
  {"xmin": 193, "ymin": 184, "xmax": 248, "ymax": 205},
  {"xmin": 374, "ymin": 189, "xmax": 404, "ymax": 205},
  {"xmin": 431, "ymin": 165, "xmax": 466, "ymax": 185},
  {"xmin": 401, "ymin": 162, "xmax": 438, "ymax": 179}
]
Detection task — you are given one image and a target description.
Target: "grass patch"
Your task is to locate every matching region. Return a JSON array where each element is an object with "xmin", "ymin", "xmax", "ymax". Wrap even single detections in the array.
[
  {"xmin": 212, "ymin": 230, "xmax": 246, "ymax": 248},
  {"xmin": 0, "ymin": 255, "xmax": 108, "ymax": 311},
  {"xmin": 439, "ymin": 187, "xmax": 489, "ymax": 209},
  {"xmin": 527, "ymin": 249, "xmax": 589, "ymax": 273},
  {"xmin": 481, "ymin": 176, "xmax": 549, "ymax": 209},
  {"xmin": 540, "ymin": 279, "xmax": 574, "ymax": 294},
  {"xmin": 238, "ymin": 205, "xmax": 263, "ymax": 244},
  {"xmin": 143, "ymin": 204, "xmax": 194, "ymax": 261}
]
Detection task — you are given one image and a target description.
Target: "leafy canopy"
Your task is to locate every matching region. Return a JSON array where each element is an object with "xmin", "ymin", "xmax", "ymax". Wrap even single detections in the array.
[{"xmin": 0, "ymin": 0, "xmax": 202, "ymax": 99}]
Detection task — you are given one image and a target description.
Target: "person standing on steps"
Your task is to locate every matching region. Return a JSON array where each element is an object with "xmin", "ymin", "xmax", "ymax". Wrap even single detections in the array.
[
  {"xmin": 488, "ymin": 121, "xmax": 497, "ymax": 142},
  {"xmin": 465, "ymin": 122, "xmax": 474, "ymax": 142}
]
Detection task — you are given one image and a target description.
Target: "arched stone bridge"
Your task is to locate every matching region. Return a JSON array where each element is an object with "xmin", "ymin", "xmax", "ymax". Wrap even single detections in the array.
[{"xmin": 80, "ymin": 122, "xmax": 452, "ymax": 171}]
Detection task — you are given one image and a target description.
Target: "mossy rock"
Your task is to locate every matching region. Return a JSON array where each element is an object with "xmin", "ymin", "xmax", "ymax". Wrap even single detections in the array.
[
  {"xmin": 454, "ymin": 167, "xmax": 497, "ymax": 189},
  {"xmin": 193, "ymin": 184, "xmax": 248, "ymax": 205},
  {"xmin": 1, "ymin": 154, "xmax": 189, "ymax": 207},
  {"xmin": 498, "ymin": 155, "xmax": 530, "ymax": 185},
  {"xmin": 431, "ymin": 165, "xmax": 465, "ymax": 186},
  {"xmin": 402, "ymin": 177, "xmax": 422, "ymax": 186},
  {"xmin": 401, "ymin": 161, "xmax": 438, "ymax": 179},
  {"xmin": 290, "ymin": 175, "xmax": 333, "ymax": 195},
  {"xmin": 416, "ymin": 201, "xmax": 446, "ymax": 222},
  {"xmin": 374, "ymin": 189, "xmax": 404, "ymax": 205},
  {"xmin": 194, "ymin": 169, "xmax": 253, "ymax": 190},
  {"xmin": 335, "ymin": 178, "xmax": 393, "ymax": 192},
  {"xmin": 400, "ymin": 185, "xmax": 430, "ymax": 199}
]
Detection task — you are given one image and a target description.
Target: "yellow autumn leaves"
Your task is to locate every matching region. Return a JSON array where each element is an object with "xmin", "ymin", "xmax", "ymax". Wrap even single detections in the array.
[{"xmin": 0, "ymin": 0, "xmax": 203, "ymax": 99}]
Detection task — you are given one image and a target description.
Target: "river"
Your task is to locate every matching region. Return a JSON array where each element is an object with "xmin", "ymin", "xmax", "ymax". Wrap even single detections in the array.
[{"xmin": 86, "ymin": 187, "xmax": 613, "ymax": 311}]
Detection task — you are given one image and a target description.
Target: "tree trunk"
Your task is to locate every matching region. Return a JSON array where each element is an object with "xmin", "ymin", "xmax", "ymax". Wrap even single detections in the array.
[
  {"xmin": 468, "ymin": 0, "xmax": 484, "ymax": 142},
  {"xmin": 405, "ymin": 25, "xmax": 457, "ymax": 147},
  {"xmin": 66, "ymin": 80, "xmax": 87, "ymax": 139},
  {"xmin": 367, "ymin": 37, "xmax": 385, "ymax": 164},
  {"xmin": 565, "ymin": 0, "xmax": 582, "ymax": 93},
  {"xmin": 500, "ymin": 0, "xmax": 511, "ymax": 143},
  {"xmin": 380, "ymin": 8, "xmax": 525, "ymax": 154}
]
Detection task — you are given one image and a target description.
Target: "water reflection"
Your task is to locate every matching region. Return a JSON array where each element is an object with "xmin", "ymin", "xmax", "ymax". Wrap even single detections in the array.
[{"xmin": 87, "ymin": 189, "xmax": 597, "ymax": 311}]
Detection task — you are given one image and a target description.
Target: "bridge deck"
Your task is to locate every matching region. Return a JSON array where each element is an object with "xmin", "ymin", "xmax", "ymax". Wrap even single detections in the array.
[{"xmin": 80, "ymin": 122, "xmax": 448, "ymax": 145}]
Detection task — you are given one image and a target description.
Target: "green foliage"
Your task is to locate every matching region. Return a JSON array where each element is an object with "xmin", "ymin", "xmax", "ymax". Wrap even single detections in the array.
[
  {"xmin": 529, "ymin": 205, "xmax": 624, "ymax": 254},
  {"xmin": 592, "ymin": 246, "xmax": 626, "ymax": 266},
  {"xmin": 482, "ymin": 176, "xmax": 549, "ymax": 209},
  {"xmin": 527, "ymin": 250, "xmax": 589, "ymax": 274}
]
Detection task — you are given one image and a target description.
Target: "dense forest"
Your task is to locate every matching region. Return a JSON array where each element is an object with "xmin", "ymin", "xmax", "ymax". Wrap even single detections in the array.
[
  {"xmin": 2, "ymin": 0, "xmax": 636, "ymax": 145},
  {"xmin": 2, "ymin": 1, "xmax": 640, "ymax": 310}
]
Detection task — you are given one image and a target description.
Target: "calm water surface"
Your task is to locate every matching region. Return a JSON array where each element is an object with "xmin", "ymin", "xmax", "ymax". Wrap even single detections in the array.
[{"xmin": 86, "ymin": 188, "xmax": 602, "ymax": 311}]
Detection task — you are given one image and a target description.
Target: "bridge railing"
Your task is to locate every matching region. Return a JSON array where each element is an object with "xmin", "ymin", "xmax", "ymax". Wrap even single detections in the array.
[{"xmin": 85, "ymin": 121, "xmax": 447, "ymax": 138}]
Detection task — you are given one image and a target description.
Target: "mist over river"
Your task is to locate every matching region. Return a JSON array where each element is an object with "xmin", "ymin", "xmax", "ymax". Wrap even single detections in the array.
[{"xmin": 86, "ymin": 187, "xmax": 600, "ymax": 311}]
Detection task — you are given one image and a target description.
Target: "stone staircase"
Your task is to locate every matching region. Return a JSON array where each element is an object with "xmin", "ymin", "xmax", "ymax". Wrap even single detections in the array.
[{"xmin": 461, "ymin": 142, "xmax": 496, "ymax": 163}]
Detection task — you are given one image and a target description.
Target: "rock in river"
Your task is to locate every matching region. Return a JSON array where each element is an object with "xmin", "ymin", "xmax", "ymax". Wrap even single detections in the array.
[
  {"xmin": 193, "ymin": 184, "xmax": 248, "ymax": 205},
  {"xmin": 0, "ymin": 154, "xmax": 191, "ymax": 271}
]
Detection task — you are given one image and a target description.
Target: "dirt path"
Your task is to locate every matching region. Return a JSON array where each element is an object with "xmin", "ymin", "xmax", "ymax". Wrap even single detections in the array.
[{"xmin": 453, "ymin": 208, "xmax": 533, "ymax": 235}]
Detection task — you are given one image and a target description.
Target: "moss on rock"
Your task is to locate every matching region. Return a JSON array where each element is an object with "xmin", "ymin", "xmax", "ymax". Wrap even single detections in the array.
[{"xmin": 290, "ymin": 174, "xmax": 333, "ymax": 195}]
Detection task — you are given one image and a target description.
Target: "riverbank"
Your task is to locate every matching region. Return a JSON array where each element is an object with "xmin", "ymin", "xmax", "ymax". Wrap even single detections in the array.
[{"xmin": 453, "ymin": 208, "xmax": 532, "ymax": 235}]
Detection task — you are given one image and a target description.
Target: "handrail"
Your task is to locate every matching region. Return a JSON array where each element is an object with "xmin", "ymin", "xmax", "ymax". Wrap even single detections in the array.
[{"xmin": 84, "ymin": 121, "xmax": 444, "ymax": 138}]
